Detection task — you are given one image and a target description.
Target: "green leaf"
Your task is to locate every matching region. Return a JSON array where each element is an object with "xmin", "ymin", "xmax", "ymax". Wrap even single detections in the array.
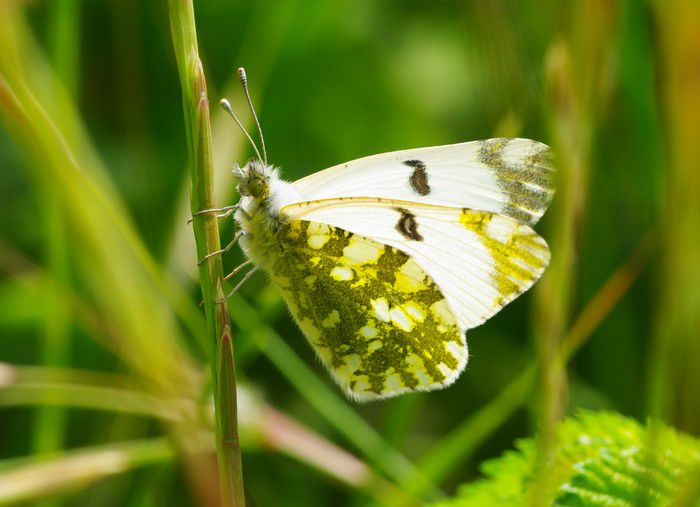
[{"xmin": 432, "ymin": 411, "xmax": 700, "ymax": 507}]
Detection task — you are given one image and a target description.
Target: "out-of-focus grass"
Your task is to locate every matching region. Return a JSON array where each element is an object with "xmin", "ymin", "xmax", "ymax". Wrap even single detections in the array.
[
  {"xmin": 0, "ymin": 0, "xmax": 698, "ymax": 505},
  {"xmin": 650, "ymin": 0, "xmax": 700, "ymax": 435},
  {"xmin": 378, "ymin": 230, "xmax": 653, "ymax": 506},
  {"xmin": 647, "ymin": 3, "xmax": 700, "ymax": 501},
  {"xmin": 0, "ymin": 436, "xmax": 179, "ymax": 504},
  {"xmin": 0, "ymin": 9, "xmax": 201, "ymax": 399},
  {"xmin": 529, "ymin": 1, "xmax": 617, "ymax": 503},
  {"xmin": 32, "ymin": 2, "xmax": 80, "ymax": 494}
]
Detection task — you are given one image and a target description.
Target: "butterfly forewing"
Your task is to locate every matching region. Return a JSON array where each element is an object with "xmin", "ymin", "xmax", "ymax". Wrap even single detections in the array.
[
  {"xmin": 291, "ymin": 138, "xmax": 554, "ymax": 226},
  {"xmin": 270, "ymin": 220, "xmax": 467, "ymax": 401},
  {"xmin": 281, "ymin": 199, "xmax": 551, "ymax": 331}
]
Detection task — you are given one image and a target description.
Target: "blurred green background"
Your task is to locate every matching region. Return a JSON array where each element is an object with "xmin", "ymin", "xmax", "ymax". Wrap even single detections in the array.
[{"xmin": 1, "ymin": 0, "xmax": 698, "ymax": 505}]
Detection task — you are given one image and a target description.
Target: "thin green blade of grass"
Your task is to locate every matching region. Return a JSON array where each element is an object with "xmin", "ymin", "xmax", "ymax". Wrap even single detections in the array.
[
  {"xmin": 31, "ymin": 0, "xmax": 81, "ymax": 474},
  {"xmin": 649, "ymin": 0, "xmax": 700, "ymax": 436},
  {"xmin": 31, "ymin": 186, "xmax": 71, "ymax": 461},
  {"xmin": 167, "ymin": 0, "xmax": 245, "ymax": 504},
  {"xmin": 0, "ymin": 381, "xmax": 181, "ymax": 422},
  {"xmin": 0, "ymin": 7, "xmax": 208, "ymax": 354},
  {"xmin": 529, "ymin": 3, "xmax": 616, "ymax": 500},
  {"xmin": 0, "ymin": 11, "xmax": 222, "ymax": 503},
  {"xmin": 0, "ymin": 437, "xmax": 181, "ymax": 504},
  {"xmin": 530, "ymin": 43, "xmax": 582, "ymax": 504},
  {"xmin": 229, "ymin": 294, "xmax": 438, "ymax": 500},
  {"xmin": 48, "ymin": 0, "xmax": 80, "ymax": 98},
  {"xmin": 32, "ymin": 26, "xmax": 74, "ymax": 503},
  {"xmin": 0, "ymin": 367, "xmax": 406, "ymax": 505},
  {"xmin": 378, "ymin": 232, "xmax": 653, "ymax": 506},
  {"xmin": 380, "ymin": 396, "xmax": 424, "ymax": 448},
  {"xmin": 0, "ymin": 65, "xmax": 198, "ymax": 398},
  {"xmin": 0, "ymin": 10, "xmax": 202, "ymax": 394},
  {"xmin": 258, "ymin": 405, "xmax": 414, "ymax": 503},
  {"xmin": 0, "ymin": 362, "xmax": 140, "ymax": 389}
]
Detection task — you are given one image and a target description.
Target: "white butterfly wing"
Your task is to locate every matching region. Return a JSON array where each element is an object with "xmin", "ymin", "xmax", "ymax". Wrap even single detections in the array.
[
  {"xmin": 292, "ymin": 138, "xmax": 554, "ymax": 226},
  {"xmin": 282, "ymin": 199, "xmax": 550, "ymax": 331}
]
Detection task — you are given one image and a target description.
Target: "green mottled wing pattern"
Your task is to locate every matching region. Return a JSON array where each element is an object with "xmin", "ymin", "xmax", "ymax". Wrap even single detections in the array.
[
  {"xmin": 269, "ymin": 220, "xmax": 467, "ymax": 401},
  {"xmin": 281, "ymin": 199, "xmax": 551, "ymax": 332}
]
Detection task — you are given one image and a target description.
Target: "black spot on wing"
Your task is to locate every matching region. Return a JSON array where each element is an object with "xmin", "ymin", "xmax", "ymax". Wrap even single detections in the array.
[
  {"xmin": 394, "ymin": 207, "xmax": 423, "ymax": 241},
  {"xmin": 403, "ymin": 160, "xmax": 431, "ymax": 196}
]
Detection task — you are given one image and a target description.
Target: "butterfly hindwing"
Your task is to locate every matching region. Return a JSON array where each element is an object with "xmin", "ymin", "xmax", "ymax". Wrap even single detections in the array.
[
  {"xmin": 270, "ymin": 220, "xmax": 468, "ymax": 401},
  {"xmin": 292, "ymin": 138, "xmax": 554, "ymax": 226},
  {"xmin": 281, "ymin": 199, "xmax": 551, "ymax": 331}
]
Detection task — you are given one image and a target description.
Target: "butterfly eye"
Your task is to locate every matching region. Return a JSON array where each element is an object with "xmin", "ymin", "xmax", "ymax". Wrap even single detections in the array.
[{"xmin": 248, "ymin": 178, "xmax": 266, "ymax": 198}]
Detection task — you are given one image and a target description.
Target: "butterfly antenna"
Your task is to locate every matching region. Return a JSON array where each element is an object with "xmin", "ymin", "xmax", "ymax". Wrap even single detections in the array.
[
  {"xmin": 219, "ymin": 98, "xmax": 264, "ymax": 164},
  {"xmin": 237, "ymin": 67, "xmax": 267, "ymax": 164}
]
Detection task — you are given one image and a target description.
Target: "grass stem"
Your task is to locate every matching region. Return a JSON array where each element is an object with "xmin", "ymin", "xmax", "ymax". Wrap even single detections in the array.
[{"xmin": 167, "ymin": 1, "xmax": 245, "ymax": 504}]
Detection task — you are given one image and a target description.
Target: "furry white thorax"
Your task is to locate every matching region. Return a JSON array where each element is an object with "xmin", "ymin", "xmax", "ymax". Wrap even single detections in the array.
[{"xmin": 233, "ymin": 159, "xmax": 303, "ymax": 267}]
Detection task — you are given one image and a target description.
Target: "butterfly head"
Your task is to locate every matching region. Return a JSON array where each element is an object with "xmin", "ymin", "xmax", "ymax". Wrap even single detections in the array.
[{"xmin": 232, "ymin": 159, "xmax": 275, "ymax": 200}]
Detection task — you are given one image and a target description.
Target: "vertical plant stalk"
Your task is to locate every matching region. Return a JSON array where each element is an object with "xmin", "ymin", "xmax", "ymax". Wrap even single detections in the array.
[
  {"xmin": 49, "ymin": 0, "xmax": 80, "ymax": 97},
  {"xmin": 168, "ymin": 1, "xmax": 245, "ymax": 505},
  {"xmin": 535, "ymin": 39, "xmax": 581, "ymax": 480},
  {"xmin": 650, "ymin": 0, "xmax": 700, "ymax": 436},
  {"xmin": 32, "ymin": 187, "xmax": 71, "ymax": 457},
  {"xmin": 31, "ymin": 0, "xmax": 81, "ymax": 478},
  {"xmin": 532, "ymin": 2, "xmax": 615, "ymax": 503}
]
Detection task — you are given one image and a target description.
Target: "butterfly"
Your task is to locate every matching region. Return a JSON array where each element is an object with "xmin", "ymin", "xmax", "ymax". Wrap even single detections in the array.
[{"xmin": 200, "ymin": 69, "xmax": 553, "ymax": 402}]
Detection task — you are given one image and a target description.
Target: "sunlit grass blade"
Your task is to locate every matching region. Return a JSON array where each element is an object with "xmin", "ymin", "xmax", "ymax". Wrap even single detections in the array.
[
  {"xmin": 379, "ymin": 232, "xmax": 653, "ymax": 505},
  {"xmin": 529, "ymin": 3, "xmax": 616, "ymax": 501},
  {"xmin": 0, "ymin": 437, "xmax": 181, "ymax": 504},
  {"xmin": 1, "ymin": 381, "xmax": 180, "ymax": 422},
  {"xmin": 671, "ymin": 462, "xmax": 700, "ymax": 507},
  {"xmin": 1, "ymin": 359, "xmax": 393, "ymax": 500},
  {"xmin": 0, "ymin": 10, "xmax": 201, "ymax": 394},
  {"xmin": 230, "ymin": 294, "xmax": 438, "ymax": 501},
  {"xmin": 48, "ymin": 0, "xmax": 80, "ymax": 98},
  {"xmin": 32, "ymin": 188, "xmax": 71, "ymax": 463},
  {"xmin": 649, "ymin": 0, "xmax": 700, "ymax": 435},
  {"xmin": 259, "ymin": 406, "xmax": 410, "ymax": 501},
  {"xmin": 31, "ymin": 0, "xmax": 81, "ymax": 477},
  {"xmin": 0, "ymin": 9, "xmax": 216, "ymax": 503},
  {"xmin": 380, "ymin": 396, "xmax": 423, "ymax": 448}
]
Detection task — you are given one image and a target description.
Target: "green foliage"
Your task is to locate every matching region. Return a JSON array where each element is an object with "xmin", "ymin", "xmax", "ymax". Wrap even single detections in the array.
[
  {"xmin": 1, "ymin": 0, "xmax": 700, "ymax": 505},
  {"xmin": 432, "ymin": 411, "xmax": 700, "ymax": 507}
]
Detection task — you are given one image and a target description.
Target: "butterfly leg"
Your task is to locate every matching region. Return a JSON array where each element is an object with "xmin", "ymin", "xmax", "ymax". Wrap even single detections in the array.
[
  {"xmin": 197, "ymin": 231, "xmax": 244, "ymax": 265},
  {"xmin": 188, "ymin": 204, "xmax": 239, "ymax": 224},
  {"xmin": 223, "ymin": 259, "xmax": 253, "ymax": 282},
  {"xmin": 217, "ymin": 267, "xmax": 260, "ymax": 303}
]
